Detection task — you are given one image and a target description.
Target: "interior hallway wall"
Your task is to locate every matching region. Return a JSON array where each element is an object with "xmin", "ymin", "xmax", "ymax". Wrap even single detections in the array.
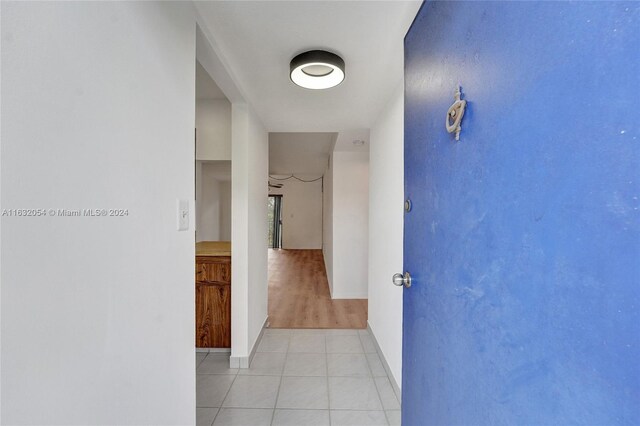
[
  {"xmin": 195, "ymin": 10, "xmax": 269, "ymax": 368},
  {"xmin": 269, "ymin": 176, "xmax": 323, "ymax": 249},
  {"xmin": 247, "ymin": 107, "xmax": 269, "ymax": 354},
  {"xmin": 1, "ymin": 2, "xmax": 196, "ymax": 423},
  {"xmin": 196, "ymin": 98, "xmax": 231, "ymax": 161},
  {"xmin": 219, "ymin": 180, "xmax": 232, "ymax": 241},
  {"xmin": 196, "ymin": 162, "xmax": 231, "ymax": 242},
  {"xmin": 330, "ymin": 151, "xmax": 370, "ymax": 299},
  {"xmin": 231, "ymin": 103, "xmax": 268, "ymax": 366},
  {"xmin": 368, "ymin": 83, "xmax": 404, "ymax": 387},
  {"xmin": 197, "ymin": 165, "xmax": 222, "ymax": 241},
  {"xmin": 323, "ymin": 158, "xmax": 335, "ymax": 294}
]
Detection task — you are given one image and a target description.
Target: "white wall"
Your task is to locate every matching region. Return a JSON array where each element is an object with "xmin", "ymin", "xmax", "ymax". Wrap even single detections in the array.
[
  {"xmin": 231, "ymin": 103, "xmax": 268, "ymax": 366},
  {"xmin": 247, "ymin": 107, "xmax": 269, "ymax": 353},
  {"xmin": 269, "ymin": 176, "xmax": 323, "ymax": 249},
  {"xmin": 196, "ymin": 98, "xmax": 232, "ymax": 161},
  {"xmin": 197, "ymin": 166, "xmax": 222, "ymax": 241},
  {"xmin": 1, "ymin": 2, "xmax": 195, "ymax": 424},
  {"xmin": 368, "ymin": 83, "xmax": 404, "ymax": 388},
  {"xmin": 196, "ymin": 162, "xmax": 231, "ymax": 242},
  {"xmin": 323, "ymin": 160, "xmax": 334, "ymax": 294},
  {"xmin": 330, "ymin": 151, "xmax": 370, "ymax": 299},
  {"xmin": 196, "ymin": 160, "xmax": 203, "ymax": 232},
  {"xmin": 195, "ymin": 12, "xmax": 268, "ymax": 369},
  {"xmin": 219, "ymin": 181, "xmax": 232, "ymax": 241}
]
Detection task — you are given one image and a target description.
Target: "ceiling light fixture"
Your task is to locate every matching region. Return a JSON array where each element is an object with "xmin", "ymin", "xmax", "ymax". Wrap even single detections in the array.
[{"xmin": 290, "ymin": 50, "xmax": 345, "ymax": 90}]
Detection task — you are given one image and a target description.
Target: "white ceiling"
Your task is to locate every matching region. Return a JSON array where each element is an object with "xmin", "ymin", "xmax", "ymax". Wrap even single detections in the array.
[
  {"xmin": 195, "ymin": 1, "xmax": 421, "ymax": 132},
  {"xmin": 196, "ymin": 61, "xmax": 227, "ymax": 100},
  {"xmin": 269, "ymin": 133, "xmax": 336, "ymax": 175}
]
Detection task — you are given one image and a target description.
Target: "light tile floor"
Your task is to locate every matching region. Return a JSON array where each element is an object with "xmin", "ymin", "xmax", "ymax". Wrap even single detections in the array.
[{"xmin": 197, "ymin": 328, "xmax": 401, "ymax": 426}]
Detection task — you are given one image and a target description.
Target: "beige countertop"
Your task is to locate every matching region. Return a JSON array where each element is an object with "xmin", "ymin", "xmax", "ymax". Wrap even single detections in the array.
[{"xmin": 196, "ymin": 241, "xmax": 231, "ymax": 257}]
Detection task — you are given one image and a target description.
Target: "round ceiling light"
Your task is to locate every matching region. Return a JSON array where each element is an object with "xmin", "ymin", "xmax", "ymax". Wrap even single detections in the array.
[{"xmin": 290, "ymin": 50, "xmax": 345, "ymax": 90}]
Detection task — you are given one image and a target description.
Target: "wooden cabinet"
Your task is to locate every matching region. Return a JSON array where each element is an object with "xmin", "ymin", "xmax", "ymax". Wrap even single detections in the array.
[
  {"xmin": 195, "ymin": 255, "xmax": 231, "ymax": 348},
  {"xmin": 196, "ymin": 258, "xmax": 231, "ymax": 283}
]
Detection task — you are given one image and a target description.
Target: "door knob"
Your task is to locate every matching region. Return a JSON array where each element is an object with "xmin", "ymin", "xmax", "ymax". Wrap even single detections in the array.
[{"xmin": 392, "ymin": 272, "xmax": 412, "ymax": 288}]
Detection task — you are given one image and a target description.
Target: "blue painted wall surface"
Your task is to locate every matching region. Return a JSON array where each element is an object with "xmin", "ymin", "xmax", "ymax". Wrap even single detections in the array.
[{"xmin": 403, "ymin": 2, "xmax": 639, "ymax": 425}]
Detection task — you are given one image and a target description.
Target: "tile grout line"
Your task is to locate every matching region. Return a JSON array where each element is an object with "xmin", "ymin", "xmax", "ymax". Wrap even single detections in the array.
[
  {"xmin": 324, "ymin": 333, "xmax": 332, "ymax": 426},
  {"xmin": 366, "ymin": 324, "xmax": 402, "ymax": 404},
  {"xmin": 209, "ymin": 368, "xmax": 239, "ymax": 426},
  {"xmin": 364, "ymin": 330, "xmax": 402, "ymax": 417},
  {"xmin": 360, "ymin": 331, "xmax": 391, "ymax": 426},
  {"xmin": 200, "ymin": 329, "xmax": 397, "ymax": 425},
  {"xmin": 196, "ymin": 352, "xmax": 208, "ymax": 370},
  {"xmin": 269, "ymin": 331, "xmax": 290, "ymax": 426}
]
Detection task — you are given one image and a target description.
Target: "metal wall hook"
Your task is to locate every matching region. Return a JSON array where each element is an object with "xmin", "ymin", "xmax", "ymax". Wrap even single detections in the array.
[{"xmin": 446, "ymin": 86, "xmax": 467, "ymax": 141}]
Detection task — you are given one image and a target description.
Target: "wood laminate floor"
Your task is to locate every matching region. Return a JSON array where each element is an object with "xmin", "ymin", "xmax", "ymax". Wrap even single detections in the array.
[{"xmin": 268, "ymin": 249, "xmax": 368, "ymax": 329}]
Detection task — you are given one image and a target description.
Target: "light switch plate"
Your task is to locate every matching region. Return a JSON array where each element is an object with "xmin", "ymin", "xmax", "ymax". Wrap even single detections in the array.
[{"xmin": 177, "ymin": 199, "xmax": 189, "ymax": 231}]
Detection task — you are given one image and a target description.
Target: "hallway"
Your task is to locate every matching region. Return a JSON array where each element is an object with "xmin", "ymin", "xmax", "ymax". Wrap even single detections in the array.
[{"xmin": 268, "ymin": 250, "xmax": 367, "ymax": 329}]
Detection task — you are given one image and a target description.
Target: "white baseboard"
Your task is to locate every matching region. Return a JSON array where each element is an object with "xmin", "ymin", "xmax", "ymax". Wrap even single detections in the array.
[
  {"xmin": 367, "ymin": 321, "xmax": 402, "ymax": 403},
  {"xmin": 228, "ymin": 356, "xmax": 242, "ymax": 368},
  {"xmin": 229, "ymin": 316, "xmax": 268, "ymax": 369},
  {"xmin": 331, "ymin": 293, "xmax": 368, "ymax": 300}
]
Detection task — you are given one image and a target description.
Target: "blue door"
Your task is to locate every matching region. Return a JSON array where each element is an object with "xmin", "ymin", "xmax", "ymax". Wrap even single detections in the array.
[{"xmin": 402, "ymin": 2, "xmax": 639, "ymax": 425}]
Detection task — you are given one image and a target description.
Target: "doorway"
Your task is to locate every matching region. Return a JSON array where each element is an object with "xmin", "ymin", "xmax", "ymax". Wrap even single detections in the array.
[
  {"xmin": 266, "ymin": 133, "xmax": 368, "ymax": 329},
  {"xmin": 268, "ymin": 195, "xmax": 283, "ymax": 249}
]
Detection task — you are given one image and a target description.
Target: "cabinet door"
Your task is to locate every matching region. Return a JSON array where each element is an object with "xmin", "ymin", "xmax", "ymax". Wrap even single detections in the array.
[{"xmin": 196, "ymin": 281, "xmax": 231, "ymax": 348}]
